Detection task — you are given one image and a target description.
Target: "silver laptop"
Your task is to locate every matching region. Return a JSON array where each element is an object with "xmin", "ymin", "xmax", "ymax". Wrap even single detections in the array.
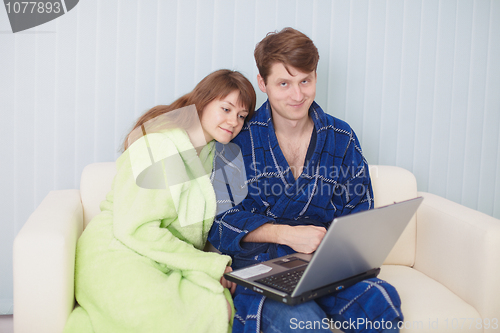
[{"xmin": 224, "ymin": 197, "xmax": 423, "ymax": 305}]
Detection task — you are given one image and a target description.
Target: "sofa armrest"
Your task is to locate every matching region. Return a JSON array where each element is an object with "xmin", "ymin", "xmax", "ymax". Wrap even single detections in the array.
[
  {"xmin": 13, "ymin": 190, "xmax": 83, "ymax": 333},
  {"xmin": 414, "ymin": 192, "xmax": 500, "ymax": 324}
]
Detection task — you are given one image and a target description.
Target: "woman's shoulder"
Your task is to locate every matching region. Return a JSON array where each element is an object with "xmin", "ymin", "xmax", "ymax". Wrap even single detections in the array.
[
  {"xmin": 128, "ymin": 129, "xmax": 190, "ymax": 153},
  {"xmin": 116, "ymin": 130, "xmax": 186, "ymax": 172}
]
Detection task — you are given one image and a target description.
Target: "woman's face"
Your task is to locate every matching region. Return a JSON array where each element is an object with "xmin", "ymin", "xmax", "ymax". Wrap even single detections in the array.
[{"xmin": 200, "ymin": 90, "xmax": 249, "ymax": 144}]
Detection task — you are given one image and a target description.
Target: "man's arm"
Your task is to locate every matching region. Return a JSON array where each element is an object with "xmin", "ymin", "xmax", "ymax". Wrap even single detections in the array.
[
  {"xmin": 208, "ymin": 199, "xmax": 328, "ymax": 258},
  {"xmin": 242, "ymin": 223, "xmax": 326, "ymax": 254}
]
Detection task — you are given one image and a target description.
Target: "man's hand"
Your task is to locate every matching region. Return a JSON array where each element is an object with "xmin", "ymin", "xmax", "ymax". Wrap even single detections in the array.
[
  {"xmin": 220, "ymin": 266, "xmax": 237, "ymax": 294},
  {"xmin": 278, "ymin": 225, "xmax": 327, "ymax": 254},
  {"xmin": 242, "ymin": 223, "xmax": 327, "ymax": 254}
]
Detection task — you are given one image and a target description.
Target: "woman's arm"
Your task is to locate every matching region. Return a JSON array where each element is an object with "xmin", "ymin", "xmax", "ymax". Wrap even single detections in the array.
[{"xmin": 112, "ymin": 133, "xmax": 231, "ymax": 285}]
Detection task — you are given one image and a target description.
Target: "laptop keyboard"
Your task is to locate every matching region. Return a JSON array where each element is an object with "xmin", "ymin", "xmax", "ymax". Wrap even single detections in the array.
[{"xmin": 256, "ymin": 267, "xmax": 306, "ymax": 294}]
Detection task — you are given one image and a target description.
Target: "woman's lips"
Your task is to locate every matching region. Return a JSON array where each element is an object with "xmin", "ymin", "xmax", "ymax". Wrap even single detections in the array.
[{"xmin": 219, "ymin": 127, "xmax": 233, "ymax": 134}]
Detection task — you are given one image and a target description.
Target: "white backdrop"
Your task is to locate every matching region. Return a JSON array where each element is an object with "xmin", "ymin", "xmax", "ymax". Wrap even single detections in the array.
[{"xmin": 1, "ymin": 0, "xmax": 499, "ymax": 315}]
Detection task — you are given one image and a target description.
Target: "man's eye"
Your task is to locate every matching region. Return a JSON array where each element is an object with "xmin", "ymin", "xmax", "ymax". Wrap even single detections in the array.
[
  {"xmin": 280, "ymin": 82, "xmax": 287, "ymax": 87},
  {"xmin": 302, "ymin": 80, "xmax": 308, "ymax": 84}
]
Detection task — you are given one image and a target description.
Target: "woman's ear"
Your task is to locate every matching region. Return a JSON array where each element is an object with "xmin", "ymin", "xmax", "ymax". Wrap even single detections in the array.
[{"xmin": 257, "ymin": 74, "xmax": 267, "ymax": 94}]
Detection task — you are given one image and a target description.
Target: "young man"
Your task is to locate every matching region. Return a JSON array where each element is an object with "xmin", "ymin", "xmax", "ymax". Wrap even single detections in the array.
[{"xmin": 208, "ymin": 28, "xmax": 402, "ymax": 333}]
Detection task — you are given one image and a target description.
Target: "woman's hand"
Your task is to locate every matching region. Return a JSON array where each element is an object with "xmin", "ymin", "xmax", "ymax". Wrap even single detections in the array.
[{"xmin": 220, "ymin": 266, "xmax": 237, "ymax": 294}]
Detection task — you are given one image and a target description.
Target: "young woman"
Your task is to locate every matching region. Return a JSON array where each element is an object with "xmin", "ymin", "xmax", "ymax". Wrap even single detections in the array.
[{"xmin": 64, "ymin": 70, "xmax": 256, "ymax": 333}]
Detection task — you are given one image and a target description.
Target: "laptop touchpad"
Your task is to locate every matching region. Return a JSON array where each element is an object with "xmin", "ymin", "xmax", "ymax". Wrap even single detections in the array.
[{"xmin": 276, "ymin": 257, "xmax": 308, "ymax": 269}]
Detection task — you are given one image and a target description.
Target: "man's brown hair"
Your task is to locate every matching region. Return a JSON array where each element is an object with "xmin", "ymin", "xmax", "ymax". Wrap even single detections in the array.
[{"xmin": 254, "ymin": 27, "xmax": 319, "ymax": 84}]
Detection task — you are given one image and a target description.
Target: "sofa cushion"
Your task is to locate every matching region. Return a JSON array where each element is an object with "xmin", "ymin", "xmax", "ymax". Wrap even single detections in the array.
[
  {"xmin": 80, "ymin": 162, "xmax": 116, "ymax": 229},
  {"xmin": 80, "ymin": 163, "xmax": 420, "ymax": 266},
  {"xmin": 369, "ymin": 166, "xmax": 418, "ymax": 267},
  {"xmin": 414, "ymin": 192, "xmax": 500, "ymax": 322},
  {"xmin": 379, "ymin": 265, "xmax": 481, "ymax": 332}
]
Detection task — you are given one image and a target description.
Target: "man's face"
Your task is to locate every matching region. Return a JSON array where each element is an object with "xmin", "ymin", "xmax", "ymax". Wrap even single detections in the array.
[{"xmin": 257, "ymin": 63, "xmax": 317, "ymax": 123}]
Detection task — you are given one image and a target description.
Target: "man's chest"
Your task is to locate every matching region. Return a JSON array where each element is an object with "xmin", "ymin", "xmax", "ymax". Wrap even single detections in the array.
[{"xmin": 279, "ymin": 139, "xmax": 310, "ymax": 180}]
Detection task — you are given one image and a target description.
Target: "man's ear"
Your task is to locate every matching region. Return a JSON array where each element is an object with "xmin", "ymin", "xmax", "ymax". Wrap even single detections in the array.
[{"xmin": 257, "ymin": 74, "xmax": 267, "ymax": 94}]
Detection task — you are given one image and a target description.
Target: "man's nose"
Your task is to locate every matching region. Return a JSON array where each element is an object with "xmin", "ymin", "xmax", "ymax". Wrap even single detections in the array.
[{"xmin": 291, "ymin": 85, "xmax": 304, "ymax": 101}]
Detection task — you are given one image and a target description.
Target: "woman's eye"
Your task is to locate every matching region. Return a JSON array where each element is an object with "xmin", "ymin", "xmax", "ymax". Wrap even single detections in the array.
[
  {"xmin": 239, "ymin": 114, "xmax": 247, "ymax": 119},
  {"xmin": 222, "ymin": 107, "xmax": 230, "ymax": 112}
]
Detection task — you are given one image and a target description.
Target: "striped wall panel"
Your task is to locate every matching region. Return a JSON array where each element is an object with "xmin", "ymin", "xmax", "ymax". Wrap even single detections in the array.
[{"xmin": 0, "ymin": 0, "xmax": 499, "ymax": 315}]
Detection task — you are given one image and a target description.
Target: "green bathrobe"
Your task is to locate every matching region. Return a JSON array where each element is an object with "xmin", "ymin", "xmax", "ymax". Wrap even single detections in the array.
[{"xmin": 64, "ymin": 129, "xmax": 233, "ymax": 333}]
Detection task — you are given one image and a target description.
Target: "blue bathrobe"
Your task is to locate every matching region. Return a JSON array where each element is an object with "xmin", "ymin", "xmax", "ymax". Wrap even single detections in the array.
[{"xmin": 208, "ymin": 101, "xmax": 403, "ymax": 333}]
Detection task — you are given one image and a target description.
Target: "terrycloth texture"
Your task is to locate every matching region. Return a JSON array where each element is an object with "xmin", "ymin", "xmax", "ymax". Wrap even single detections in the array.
[
  {"xmin": 208, "ymin": 101, "xmax": 402, "ymax": 333},
  {"xmin": 64, "ymin": 129, "xmax": 233, "ymax": 333}
]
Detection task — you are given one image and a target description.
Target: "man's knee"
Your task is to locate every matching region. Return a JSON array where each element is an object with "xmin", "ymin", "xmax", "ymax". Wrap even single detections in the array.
[{"xmin": 262, "ymin": 299, "xmax": 330, "ymax": 332}]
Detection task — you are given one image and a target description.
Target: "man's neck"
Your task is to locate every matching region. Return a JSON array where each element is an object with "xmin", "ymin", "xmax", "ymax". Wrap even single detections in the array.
[
  {"xmin": 272, "ymin": 113, "xmax": 314, "ymax": 139},
  {"xmin": 271, "ymin": 110, "xmax": 314, "ymax": 180}
]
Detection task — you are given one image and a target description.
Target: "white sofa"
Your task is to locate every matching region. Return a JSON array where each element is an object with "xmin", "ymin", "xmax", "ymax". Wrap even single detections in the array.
[{"xmin": 13, "ymin": 163, "xmax": 500, "ymax": 333}]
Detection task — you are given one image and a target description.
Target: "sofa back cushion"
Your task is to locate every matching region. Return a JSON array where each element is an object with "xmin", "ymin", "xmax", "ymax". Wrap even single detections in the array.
[
  {"xmin": 80, "ymin": 162, "xmax": 116, "ymax": 229},
  {"xmin": 369, "ymin": 165, "xmax": 418, "ymax": 266},
  {"xmin": 79, "ymin": 163, "xmax": 418, "ymax": 266}
]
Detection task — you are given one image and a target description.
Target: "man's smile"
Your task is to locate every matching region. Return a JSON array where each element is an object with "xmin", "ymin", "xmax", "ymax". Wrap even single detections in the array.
[{"xmin": 289, "ymin": 101, "xmax": 306, "ymax": 108}]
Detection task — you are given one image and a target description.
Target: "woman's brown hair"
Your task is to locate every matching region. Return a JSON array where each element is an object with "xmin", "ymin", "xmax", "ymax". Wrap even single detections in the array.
[
  {"xmin": 122, "ymin": 69, "xmax": 256, "ymax": 151},
  {"xmin": 254, "ymin": 27, "xmax": 319, "ymax": 84}
]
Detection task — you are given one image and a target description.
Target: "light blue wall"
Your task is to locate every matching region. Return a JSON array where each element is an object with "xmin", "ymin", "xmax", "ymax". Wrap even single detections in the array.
[{"xmin": 1, "ymin": 0, "xmax": 499, "ymax": 315}]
